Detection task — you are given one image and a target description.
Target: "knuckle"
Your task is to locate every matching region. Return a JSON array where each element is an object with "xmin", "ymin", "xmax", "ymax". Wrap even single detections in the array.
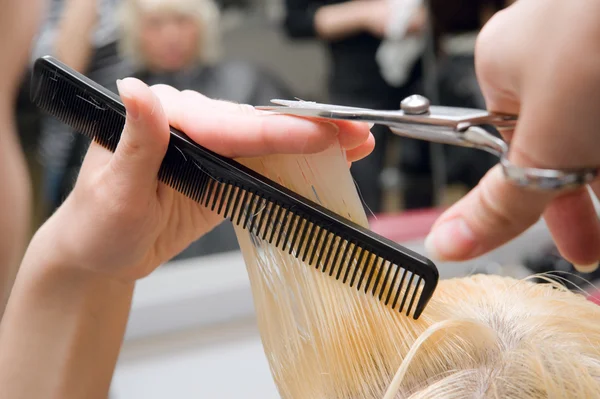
[
  {"xmin": 118, "ymin": 132, "xmax": 143, "ymax": 158},
  {"xmin": 478, "ymin": 180, "xmax": 516, "ymax": 230},
  {"xmin": 475, "ymin": 9, "xmax": 515, "ymax": 81},
  {"xmin": 150, "ymin": 84, "xmax": 180, "ymax": 101},
  {"xmin": 236, "ymin": 103, "xmax": 258, "ymax": 116},
  {"xmin": 256, "ymin": 118, "xmax": 276, "ymax": 153},
  {"xmin": 475, "ymin": 20, "xmax": 502, "ymax": 74},
  {"xmin": 181, "ymin": 89, "xmax": 209, "ymax": 104}
]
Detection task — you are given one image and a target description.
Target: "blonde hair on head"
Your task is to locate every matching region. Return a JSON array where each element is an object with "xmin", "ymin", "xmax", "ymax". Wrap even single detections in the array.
[
  {"xmin": 116, "ymin": 0, "xmax": 221, "ymax": 69},
  {"xmin": 230, "ymin": 141, "xmax": 600, "ymax": 399}
]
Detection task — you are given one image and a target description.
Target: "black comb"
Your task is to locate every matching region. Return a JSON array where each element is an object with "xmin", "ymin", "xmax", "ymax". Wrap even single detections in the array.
[{"xmin": 30, "ymin": 55, "xmax": 439, "ymax": 319}]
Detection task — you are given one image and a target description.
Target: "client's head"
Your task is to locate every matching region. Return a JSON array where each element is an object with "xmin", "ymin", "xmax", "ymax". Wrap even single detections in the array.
[
  {"xmin": 384, "ymin": 274, "xmax": 600, "ymax": 398},
  {"xmin": 117, "ymin": 0, "xmax": 220, "ymax": 72}
]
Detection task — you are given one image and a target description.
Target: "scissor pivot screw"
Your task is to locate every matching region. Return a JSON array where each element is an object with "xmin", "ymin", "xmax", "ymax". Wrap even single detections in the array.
[{"xmin": 401, "ymin": 95, "xmax": 430, "ymax": 115}]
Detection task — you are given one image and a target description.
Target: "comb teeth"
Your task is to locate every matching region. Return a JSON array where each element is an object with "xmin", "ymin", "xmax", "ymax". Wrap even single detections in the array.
[
  {"xmin": 31, "ymin": 56, "xmax": 439, "ymax": 319},
  {"xmin": 200, "ymin": 186, "xmax": 429, "ymax": 316}
]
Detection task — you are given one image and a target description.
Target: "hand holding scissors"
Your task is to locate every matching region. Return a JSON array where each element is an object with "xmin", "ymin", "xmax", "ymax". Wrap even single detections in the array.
[{"xmin": 259, "ymin": 0, "xmax": 600, "ymax": 273}]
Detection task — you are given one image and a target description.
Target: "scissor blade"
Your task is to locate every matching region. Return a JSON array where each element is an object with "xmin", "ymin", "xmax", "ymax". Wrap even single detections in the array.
[
  {"xmin": 256, "ymin": 105, "xmax": 349, "ymax": 119},
  {"xmin": 268, "ymin": 99, "xmax": 371, "ymax": 111},
  {"xmin": 257, "ymin": 100, "xmax": 411, "ymax": 125}
]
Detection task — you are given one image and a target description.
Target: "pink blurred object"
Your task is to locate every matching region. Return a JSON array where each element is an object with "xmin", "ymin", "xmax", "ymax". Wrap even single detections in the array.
[
  {"xmin": 590, "ymin": 290, "xmax": 600, "ymax": 306},
  {"xmin": 368, "ymin": 208, "xmax": 446, "ymax": 243}
]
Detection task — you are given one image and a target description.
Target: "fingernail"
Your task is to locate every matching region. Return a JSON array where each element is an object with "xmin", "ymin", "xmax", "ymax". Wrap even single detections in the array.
[
  {"xmin": 116, "ymin": 79, "xmax": 139, "ymax": 121},
  {"xmin": 573, "ymin": 262, "xmax": 599, "ymax": 274},
  {"xmin": 424, "ymin": 218, "xmax": 478, "ymax": 261},
  {"xmin": 320, "ymin": 121, "xmax": 339, "ymax": 136}
]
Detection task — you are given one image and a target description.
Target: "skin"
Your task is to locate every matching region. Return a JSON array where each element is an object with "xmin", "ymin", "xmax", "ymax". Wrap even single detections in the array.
[
  {"xmin": 54, "ymin": 0, "xmax": 99, "ymax": 72},
  {"xmin": 314, "ymin": 0, "xmax": 426, "ymax": 41},
  {"xmin": 0, "ymin": 78, "xmax": 374, "ymax": 398},
  {"xmin": 138, "ymin": 10, "xmax": 201, "ymax": 72},
  {"xmin": 0, "ymin": 0, "xmax": 44, "ymax": 316},
  {"xmin": 424, "ymin": 0, "xmax": 600, "ymax": 272}
]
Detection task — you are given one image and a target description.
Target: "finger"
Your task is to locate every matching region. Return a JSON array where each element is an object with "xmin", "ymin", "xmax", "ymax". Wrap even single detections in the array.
[
  {"xmin": 151, "ymin": 84, "xmax": 181, "ymax": 101},
  {"xmin": 109, "ymin": 78, "xmax": 170, "ymax": 192},
  {"xmin": 182, "ymin": 89, "xmax": 374, "ymax": 146},
  {"xmin": 424, "ymin": 165, "xmax": 552, "ymax": 261},
  {"xmin": 78, "ymin": 141, "xmax": 114, "ymax": 177},
  {"xmin": 345, "ymin": 133, "xmax": 375, "ymax": 162},
  {"xmin": 171, "ymin": 89, "xmax": 372, "ymax": 157},
  {"xmin": 181, "ymin": 109, "xmax": 339, "ymax": 158},
  {"xmin": 335, "ymin": 120, "xmax": 373, "ymax": 150},
  {"xmin": 150, "ymin": 84, "xmax": 185, "ymax": 131},
  {"xmin": 475, "ymin": 8, "xmax": 523, "ymax": 116},
  {"xmin": 543, "ymin": 189, "xmax": 600, "ymax": 272}
]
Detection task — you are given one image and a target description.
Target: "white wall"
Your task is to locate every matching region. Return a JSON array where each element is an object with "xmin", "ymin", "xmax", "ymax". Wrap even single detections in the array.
[{"xmin": 113, "ymin": 320, "xmax": 280, "ymax": 399}]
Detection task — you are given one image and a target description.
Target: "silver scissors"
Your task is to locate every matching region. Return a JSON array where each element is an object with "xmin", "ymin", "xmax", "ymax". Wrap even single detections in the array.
[{"xmin": 257, "ymin": 95, "xmax": 599, "ymax": 191}]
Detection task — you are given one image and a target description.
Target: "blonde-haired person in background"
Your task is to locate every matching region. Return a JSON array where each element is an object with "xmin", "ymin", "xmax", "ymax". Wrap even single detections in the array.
[
  {"xmin": 116, "ymin": 0, "xmax": 291, "ymax": 105},
  {"xmin": 117, "ymin": 0, "xmax": 221, "ymax": 71},
  {"xmin": 115, "ymin": 0, "xmax": 295, "ymax": 259}
]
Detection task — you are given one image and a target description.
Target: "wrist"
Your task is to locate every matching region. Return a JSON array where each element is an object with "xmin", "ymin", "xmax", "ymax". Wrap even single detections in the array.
[
  {"xmin": 20, "ymin": 241, "xmax": 134, "ymax": 299},
  {"xmin": 24, "ymin": 215, "xmax": 133, "ymax": 287},
  {"xmin": 0, "ymin": 224, "xmax": 135, "ymax": 399}
]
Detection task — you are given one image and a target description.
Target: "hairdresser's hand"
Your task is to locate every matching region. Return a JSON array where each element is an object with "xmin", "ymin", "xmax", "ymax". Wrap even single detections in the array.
[
  {"xmin": 425, "ymin": 0, "xmax": 600, "ymax": 272},
  {"xmin": 40, "ymin": 78, "xmax": 374, "ymax": 281}
]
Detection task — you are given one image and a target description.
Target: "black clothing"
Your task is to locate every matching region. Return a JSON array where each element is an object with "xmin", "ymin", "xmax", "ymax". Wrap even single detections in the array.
[
  {"xmin": 283, "ymin": 0, "xmax": 433, "ymax": 211},
  {"xmin": 428, "ymin": 1, "xmax": 508, "ymax": 188},
  {"xmin": 283, "ymin": 0, "xmax": 394, "ymax": 103},
  {"xmin": 429, "ymin": 0, "xmax": 506, "ymax": 51}
]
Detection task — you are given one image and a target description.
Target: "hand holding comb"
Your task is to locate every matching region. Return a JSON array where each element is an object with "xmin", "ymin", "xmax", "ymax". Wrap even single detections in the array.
[{"xmin": 30, "ymin": 55, "xmax": 439, "ymax": 319}]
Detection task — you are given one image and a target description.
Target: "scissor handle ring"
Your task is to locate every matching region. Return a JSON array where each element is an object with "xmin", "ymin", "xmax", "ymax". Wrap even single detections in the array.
[{"xmin": 499, "ymin": 154, "xmax": 600, "ymax": 191}]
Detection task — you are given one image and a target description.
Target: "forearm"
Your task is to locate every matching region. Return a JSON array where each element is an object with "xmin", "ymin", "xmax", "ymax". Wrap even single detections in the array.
[
  {"xmin": 54, "ymin": 0, "xmax": 98, "ymax": 72},
  {"xmin": 0, "ymin": 108, "xmax": 32, "ymax": 317},
  {"xmin": 0, "ymin": 224, "xmax": 135, "ymax": 399},
  {"xmin": 406, "ymin": 6, "xmax": 427, "ymax": 35},
  {"xmin": 314, "ymin": 1, "xmax": 368, "ymax": 41}
]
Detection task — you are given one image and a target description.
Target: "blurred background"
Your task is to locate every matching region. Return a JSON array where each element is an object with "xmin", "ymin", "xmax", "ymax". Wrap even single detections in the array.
[{"xmin": 11, "ymin": 0, "xmax": 600, "ymax": 397}]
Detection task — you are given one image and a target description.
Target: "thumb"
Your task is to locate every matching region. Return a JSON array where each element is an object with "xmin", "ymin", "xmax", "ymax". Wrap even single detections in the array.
[
  {"xmin": 110, "ymin": 78, "xmax": 170, "ymax": 192},
  {"xmin": 424, "ymin": 165, "xmax": 552, "ymax": 261}
]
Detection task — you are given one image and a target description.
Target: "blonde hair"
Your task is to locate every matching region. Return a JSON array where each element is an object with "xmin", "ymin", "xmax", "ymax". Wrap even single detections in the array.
[
  {"xmin": 231, "ymin": 142, "xmax": 600, "ymax": 398},
  {"xmin": 116, "ymin": 0, "xmax": 221, "ymax": 69}
]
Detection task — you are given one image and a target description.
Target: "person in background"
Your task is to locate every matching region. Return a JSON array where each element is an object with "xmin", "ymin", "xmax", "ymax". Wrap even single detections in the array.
[
  {"xmin": 32, "ymin": 0, "xmax": 130, "ymax": 217},
  {"xmin": 427, "ymin": 0, "xmax": 514, "ymax": 193},
  {"xmin": 282, "ymin": 0, "xmax": 433, "ymax": 213},
  {"xmin": 0, "ymin": 0, "xmax": 43, "ymax": 317},
  {"xmin": 116, "ymin": 0, "xmax": 294, "ymax": 258}
]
